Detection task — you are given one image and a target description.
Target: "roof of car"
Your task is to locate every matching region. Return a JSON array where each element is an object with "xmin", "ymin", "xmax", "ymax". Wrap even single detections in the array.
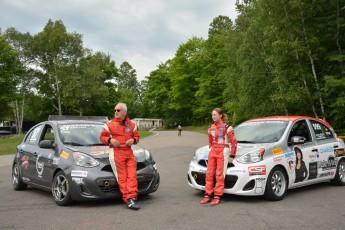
[
  {"xmin": 245, "ymin": 116, "xmax": 330, "ymax": 126},
  {"xmin": 48, "ymin": 120, "xmax": 104, "ymax": 125}
]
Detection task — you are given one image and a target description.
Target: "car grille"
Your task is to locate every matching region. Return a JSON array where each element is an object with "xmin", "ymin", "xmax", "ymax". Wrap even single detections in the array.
[
  {"xmin": 191, "ymin": 171, "xmax": 238, "ymax": 189},
  {"xmin": 97, "ymin": 175, "xmax": 154, "ymax": 193},
  {"xmin": 101, "ymin": 162, "xmax": 147, "ymax": 172}
]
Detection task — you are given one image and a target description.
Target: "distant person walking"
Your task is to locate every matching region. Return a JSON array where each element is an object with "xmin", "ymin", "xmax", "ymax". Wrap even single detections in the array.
[{"xmin": 177, "ymin": 125, "xmax": 182, "ymax": 136}]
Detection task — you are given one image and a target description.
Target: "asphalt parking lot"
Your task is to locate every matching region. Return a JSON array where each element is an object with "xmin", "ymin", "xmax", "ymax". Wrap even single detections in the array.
[{"xmin": 1, "ymin": 130, "xmax": 345, "ymax": 230}]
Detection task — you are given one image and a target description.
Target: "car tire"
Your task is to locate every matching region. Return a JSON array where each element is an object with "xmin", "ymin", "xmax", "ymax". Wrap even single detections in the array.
[
  {"xmin": 52, "ymin": 171, "xmax": 73, "ymax": 206},
  {"xmin": 330, "ymin": 159, "xmax": 345, "ymax": 186},
  {"xmin": 264, "ymin": 167, "xmax": 287, "ymax": 201},
  {"xmin": 12, "ymin": 162, "xmax": 27, "ymax": 190}
]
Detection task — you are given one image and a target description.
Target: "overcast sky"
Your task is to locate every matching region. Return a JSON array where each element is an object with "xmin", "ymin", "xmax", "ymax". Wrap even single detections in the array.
[{"xmin": 0, "ymin": 0, "xmax": 238, "ymax": 81}]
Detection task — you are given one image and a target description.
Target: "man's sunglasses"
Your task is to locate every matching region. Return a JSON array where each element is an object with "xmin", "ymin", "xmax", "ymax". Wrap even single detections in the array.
[{"xmin": 114, "ymin": 109, "xmax": 122, "ymax": 112}]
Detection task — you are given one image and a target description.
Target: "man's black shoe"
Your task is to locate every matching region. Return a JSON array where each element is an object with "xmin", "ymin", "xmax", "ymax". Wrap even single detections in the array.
[{"xmin": 127, "ymin": 198, "xmax": 140, "ymax": 210}]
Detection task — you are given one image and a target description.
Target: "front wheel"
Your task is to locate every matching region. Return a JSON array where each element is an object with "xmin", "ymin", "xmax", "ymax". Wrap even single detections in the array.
[
  {"xmin": 12, "ymin": 163, "xmax": 27, "ymax": 190},
  {"xmin": 52, "ymin": 171, "xmax": 73, "ymax": 206},
  {"xmin": 330, "ymin": 159, "xmax": 345, "ymax": 186},
  {"xmin": 264, "ymin": 167, "xmax": 287, "ymax": 201}
]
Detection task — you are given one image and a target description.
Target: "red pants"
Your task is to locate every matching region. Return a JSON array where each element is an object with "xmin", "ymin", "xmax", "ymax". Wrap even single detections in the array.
[
  {"xmin": 205, "ymin": 147, "xmax": 228, "ymax": 196},
  {"xmin": 109, "ymin": 148, "xmax": 138, "ymax": 202}
]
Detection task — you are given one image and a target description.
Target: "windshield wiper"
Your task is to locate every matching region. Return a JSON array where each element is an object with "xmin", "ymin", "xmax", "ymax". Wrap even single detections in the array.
[
  {"xmin": 64, "ymin": 142, "xmax": 83, "ymax": 146},
  {"xmin": 237, "ymin": 140, "xmax": 254, "ymax": 143},
  {"xmin": 84, "ymin": 143, "xmax": 106, "ymax": 146}
]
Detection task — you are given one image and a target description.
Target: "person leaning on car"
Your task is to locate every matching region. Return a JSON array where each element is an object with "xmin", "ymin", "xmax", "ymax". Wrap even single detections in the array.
[
  {"xmin": 200, "ymin": 108, "xmax": 237, "ymax": 206},
  {"xmin": 100, "ymin": 102, "xmax": 141, "ymax": 210}
]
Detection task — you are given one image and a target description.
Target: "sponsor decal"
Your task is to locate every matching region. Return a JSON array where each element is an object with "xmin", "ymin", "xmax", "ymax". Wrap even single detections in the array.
[
  {"xmin": 308, "ymin": 162, "xmax": 318, "ymax": 180},
  {"xmin": 255, "ymin": 178, "xmax": 266, "ymax": 194},
  {"xmin": 287, "ymin": 158, "xmax": 294, "ymax": 173},
  {"xmin": 90, "ymin": 146, "xmax": 110, "ymax": 155},
  {"xmin": 21, "ymin": 154, "xmax": 29, "ymax": 170},
  {"xmin": 284, "ymin": 151, "xmax": 294, "ymax": 158},
  {"xmin": 22, "ymin": 177, "xmax": 30, "ymax": 182},
  {"xmin": 320, "ymin": 146, "xmax": 334, "ymax": 154},
  {"xmin": 71, "ymin": 170, "xmax": 88, "ymax": 177},
  {"xmin": 53, "ymin": 157, "xmax": 59, "ymax": 165},
  {"xmin": 319, "ymin": 171, "xmax": 332, "ymax": 178},
  {"xmin": 72, "ymin": 177, "xmax": 84, "ymax": 184},
  {"xmin": 334, "ymin": 148, "xmax": 345, "ymax": 157},
  {"xmin": 60, "ymin": 151, "xmax": 70, "ymax": 159},
  {"xmin": 199, "ymin": 169, "xmax": 207, "ymax": 173},
  {"xmin": 36, "ymin": 153, "xmax": 44, "ymax": 178},
  {"xmin": 273, "ymin": 155, "xmax": 283, "ymax": 163},
  {"xmin": 272, "ymin": 148, "xmax": 283, "ymax": 155},
  {"xmin": 228, "ymin": 169, "xmax": 247, "ymax": 174},
  {"xmin": 248, "ymin": 165, "xmax": 266, "ymax": 176},
  {"xmin": 309, "ymin": 153, "xmax": 320, "ymax": 159},
  {"xmin": 318, "ymin": 156, "xmax": 338, "ymax": 171}
]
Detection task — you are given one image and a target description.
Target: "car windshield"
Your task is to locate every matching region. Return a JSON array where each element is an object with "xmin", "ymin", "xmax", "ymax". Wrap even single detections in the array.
[
  {"xmin": 58, "ymin": 123, "xmax": 105, "ymax": 146},
  {"xmin": 235, "ymin": 120, "xmax": 289, "ymax": 143}
]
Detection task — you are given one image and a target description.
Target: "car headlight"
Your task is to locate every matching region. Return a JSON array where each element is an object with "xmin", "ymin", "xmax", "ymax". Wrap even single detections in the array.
[
  {"xmin": 237, "ymin": 149, "xmax": 265, "ymax": 164},
  {"xmin": 144, "ymin": 149, "xmax": 152, "ymax": 161},
  {"xmin": 72, "ymin": 152, "xmax": 99, "ymax": 167}
]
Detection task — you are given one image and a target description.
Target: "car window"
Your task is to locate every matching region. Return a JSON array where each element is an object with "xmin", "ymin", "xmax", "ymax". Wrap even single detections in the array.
[
  {"xmin": 235, "ymin": 120, "xmax": 288, "ymax": 143},
  {"xmin": 288, "ymin": 120, "xmax": 312, "ymax": 143},
  {"xmin": 310, "ymin": 120, "xmax": 334, "ymax": 140},
  {"xmin": 42, "ymin": 125, "xmax": 55, "ymax": 142},
  {"xmin": 58, "ymin": 123, "xmax": 104, "ymax": 146},
  {"xmin": 24, "ymin": 125, "xmax": 43, "ymax": 145}
]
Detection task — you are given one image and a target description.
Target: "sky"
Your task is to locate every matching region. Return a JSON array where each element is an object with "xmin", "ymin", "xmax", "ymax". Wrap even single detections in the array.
[{"xmin": 0, "ymin": 0, "xmax": 238, "ymax": 81}]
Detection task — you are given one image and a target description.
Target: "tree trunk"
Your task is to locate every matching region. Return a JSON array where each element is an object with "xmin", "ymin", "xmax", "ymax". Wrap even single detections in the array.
[
  {"xmin": 298, "ymin": 5, "xmax": 325, "ymax": 119},
  {"xmin": 336, "ymin": 0, "xmax": 344, "ymax": 74}
]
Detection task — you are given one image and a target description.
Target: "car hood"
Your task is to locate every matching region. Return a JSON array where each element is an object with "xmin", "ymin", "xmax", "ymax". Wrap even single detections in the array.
[
  {"xmin": 65, "ymin": 145, "xmax": 147, "ymax": 162},
  {"xmin": 195, "ymin": 143, "xmax": 274, "ymax": 160}
]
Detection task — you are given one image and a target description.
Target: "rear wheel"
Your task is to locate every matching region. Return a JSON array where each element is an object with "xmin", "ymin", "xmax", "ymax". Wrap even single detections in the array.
[
  {"xmin": 264, "ymin": 167, "xmax": 287, "ymax": 201},
  {"xmin": 12, "ymin": 163, "xmax": 27, "ymax": 190},
  {"xmin": 52, "ymin": 171, "xmax": 73, "ymax": 206},
  {"xmin": 330, "ymin": 159, "xmax": 345, "ymax": 186}
]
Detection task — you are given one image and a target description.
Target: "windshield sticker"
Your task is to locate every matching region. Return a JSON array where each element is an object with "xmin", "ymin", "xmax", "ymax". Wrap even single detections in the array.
[
  {"xmin": 272, "ymin": 148, "xmax": 283, "ymax": 155},
  {"xmin": 241, "ymin": 121, "xmax": 285, "ymax": 126},
  {"xmin": 60, "ymin": 151, "xmax": 70, "ymax": 159},
  {"xmin": 71, "ymin": 170, "xmax": 88, "ymax": 177},
  {"xmin": 36, "ymin": 153, "xmax": 44, "ymax": 178}
]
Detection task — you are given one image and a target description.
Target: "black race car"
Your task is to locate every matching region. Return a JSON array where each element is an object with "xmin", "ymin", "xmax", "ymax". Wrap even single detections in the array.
[{"xmin": 12, "ymin": 120, "xmax": 160, "ymax": 206}]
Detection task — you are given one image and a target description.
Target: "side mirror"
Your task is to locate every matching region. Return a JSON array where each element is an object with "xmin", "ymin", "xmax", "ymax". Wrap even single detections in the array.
[
  {"xmin": 290, "ymin": 136, "xmax": 306, "ymax": 145},
  {"xmin": 39, "ymin": 140, "xmax": 55, "ymax": 149}
]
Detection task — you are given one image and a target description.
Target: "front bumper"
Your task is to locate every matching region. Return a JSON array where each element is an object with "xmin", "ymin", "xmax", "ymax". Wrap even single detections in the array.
[
  {"xmin": 68, "ymin": 161, "xmax": 160, "ymax": 201},
  {"xmin": 187, "ymin": 160, "xmax": 268, "ymax": 196}
]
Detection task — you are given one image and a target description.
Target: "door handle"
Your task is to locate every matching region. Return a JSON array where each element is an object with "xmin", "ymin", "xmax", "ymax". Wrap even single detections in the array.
[
  {"xmin": 311, "ymin": 149, "xmax": 318, "ymax": 152},
  {"xmin": 33, "ymin": 152, "xmax": 38, "ymax": 156},
  {"xmin": 334, "ymin": 145, "xmax": 338, "ymax": 148}
]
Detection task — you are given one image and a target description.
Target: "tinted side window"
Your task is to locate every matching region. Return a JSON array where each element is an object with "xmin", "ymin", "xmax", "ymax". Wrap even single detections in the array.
[
  {"xmin": 310, "ymin": 120, "xmax": 334, "ymax": 140},
  {"xmin": 24, "ymin": 125, "xmax": 43, "ymax": 145},
  {"xmin": 288, "ymin": 120, "xmax": 312, "ymax": 143},
  {"xmin": 42, "ymin": 125, "xmax": 55, "ymax": 142}
]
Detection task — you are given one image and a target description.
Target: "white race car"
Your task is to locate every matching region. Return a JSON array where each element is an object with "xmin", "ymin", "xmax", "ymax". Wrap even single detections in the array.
[{"xmin": 187, "ymin": 116, "xmax": 345, "ymax": 201}]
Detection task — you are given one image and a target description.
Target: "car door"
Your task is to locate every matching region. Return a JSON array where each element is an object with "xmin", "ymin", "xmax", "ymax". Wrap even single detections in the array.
[
  {"xmin": 20, "ymin": 124, "xmax": 44, "ymax": 184},
  {"xmin": 35, "ymin": 124, "xmax": 56, "ymax": 188},
  {"xmin": 287, "ymin": 119, "xmax": 316, "ymax": 186},
  {"xmin": 308, "ymin": 119, "xmax": 338, "ymax": 180}
]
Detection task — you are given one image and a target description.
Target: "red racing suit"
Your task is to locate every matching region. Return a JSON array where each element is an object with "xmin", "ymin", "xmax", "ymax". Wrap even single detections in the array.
[
  {"xmin": 205, "ymin": 120, "xmax": 237, "ymax": 196},
  {"xmin": 100, "ymin": 116, "xmax": 140, "ymax": 202}
]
